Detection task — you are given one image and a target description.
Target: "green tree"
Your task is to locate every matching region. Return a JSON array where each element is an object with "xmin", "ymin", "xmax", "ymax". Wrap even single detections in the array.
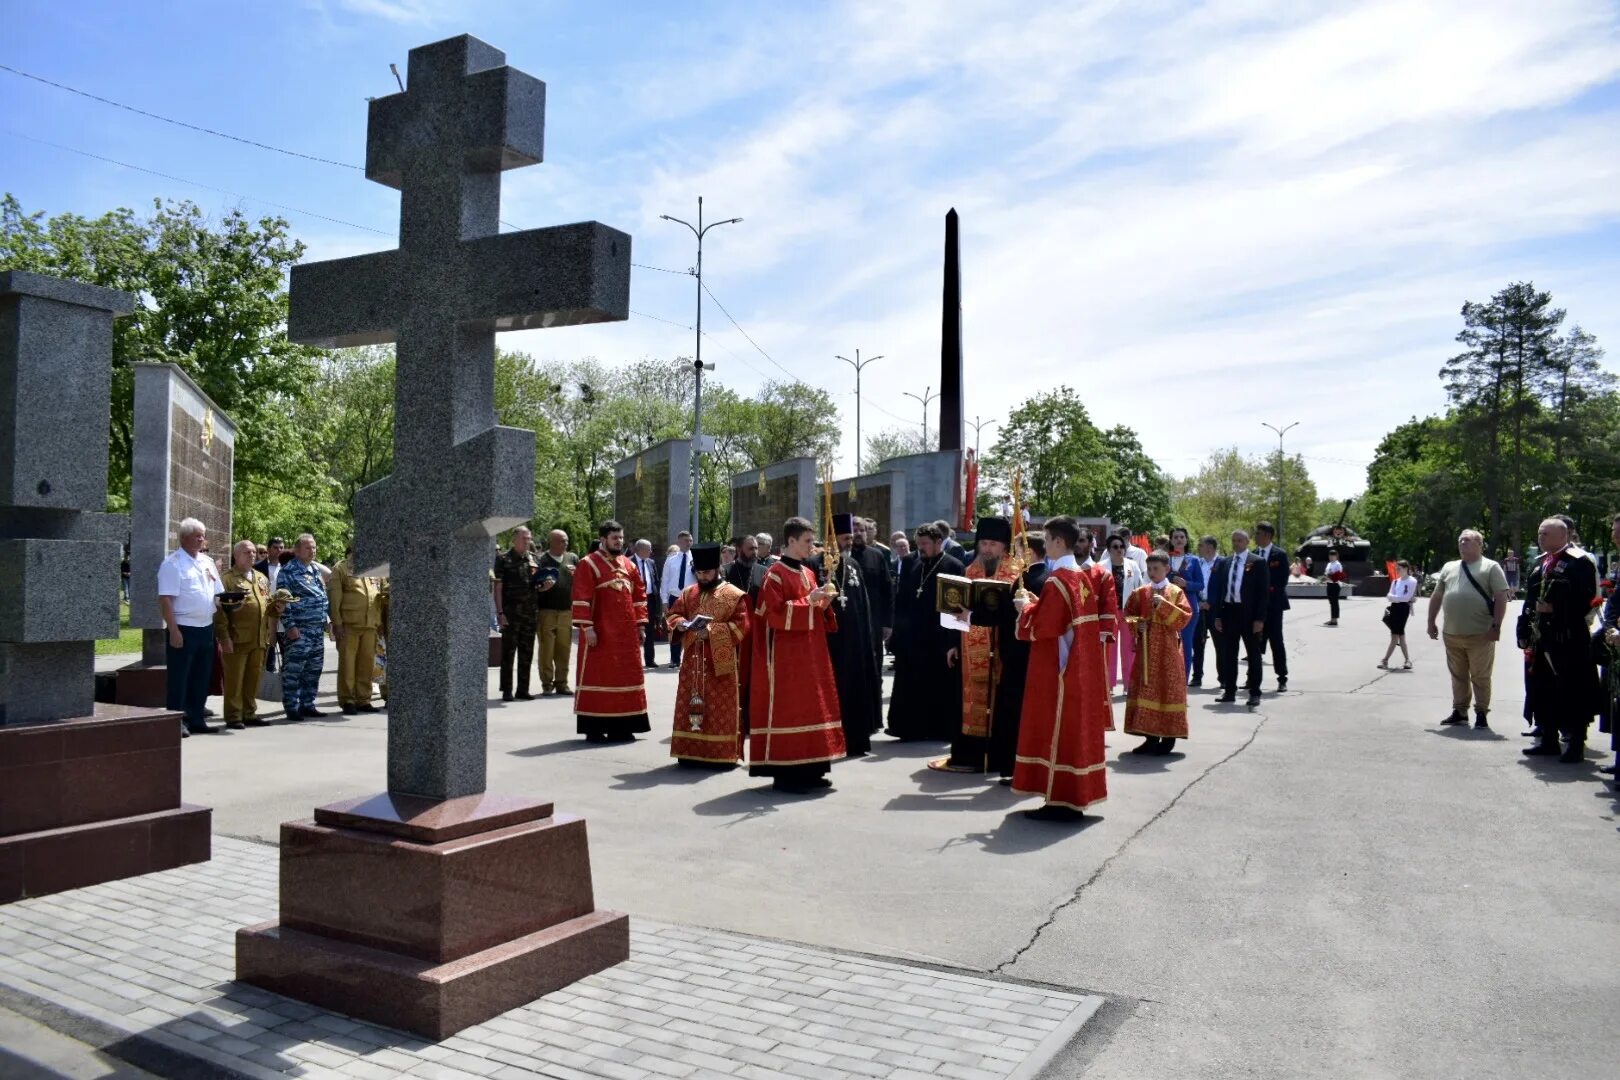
[
  {"xmin": 984, "ymin": 387, "xmax": 1112, "ymax": 517},
  {"xmin": 862, "ymin": 426, "xmax": 929, "ymax": 473},
  {"xmin": 1441, "ymin": 281, "xmax": 1564, "ymax": 552},
  {"xmin": 0, "ymin": 194, "xmax": 320, "ymax": 527},
  {"xmin": 1097, "ymin": 425, "xmax": 1173, "ymax": 533},
  {"xmin": 1170, "ymin": 447, "xmax": 1317, "ymax": 551}
]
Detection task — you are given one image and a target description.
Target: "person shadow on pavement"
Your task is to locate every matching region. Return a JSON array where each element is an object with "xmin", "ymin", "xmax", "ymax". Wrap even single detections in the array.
[{"xmin": 1427, "ymin": 723, "xmax": 1507, "ymax": 743}]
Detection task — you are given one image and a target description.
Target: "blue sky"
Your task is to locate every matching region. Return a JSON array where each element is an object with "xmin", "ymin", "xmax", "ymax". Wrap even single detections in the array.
[{"xmin": 5, "ymin": 0, "xmax": 1620, "ymax": 498}]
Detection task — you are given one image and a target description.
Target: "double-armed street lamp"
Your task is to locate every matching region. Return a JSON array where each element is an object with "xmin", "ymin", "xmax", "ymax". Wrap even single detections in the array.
[
  {"xmin": 836, "ymin": 349, "xmax": 883, "ymax": 472},
  {"xmin": 1261, "ymin": 420, "xmax": 1300, "ymax": 546},
  {"xmin": 660, "ymin": 196, "xmax": 741, "ymax": 540},
  {"xmin": 904, "ymin": 385, "xmax": 941, "ymax": 449}
]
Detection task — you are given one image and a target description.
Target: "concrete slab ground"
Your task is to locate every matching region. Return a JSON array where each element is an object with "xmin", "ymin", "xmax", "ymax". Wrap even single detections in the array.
[{"xmin": 42, "ymin": 596, "xmax": 1620, "ymax": 1076}]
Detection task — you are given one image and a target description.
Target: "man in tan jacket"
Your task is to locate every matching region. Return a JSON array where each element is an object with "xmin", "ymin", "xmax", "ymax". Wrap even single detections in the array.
[
  {"xmin": 328, "ymin": 546, "xmax": 385, "ymax": 715},
  {"xmin": 215, "ymin": 539, "xmax": 275, "ymax": 729}
]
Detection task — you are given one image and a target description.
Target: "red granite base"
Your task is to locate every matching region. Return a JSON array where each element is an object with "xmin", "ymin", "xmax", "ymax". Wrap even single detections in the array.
[
  {"xmin": 0, "ymin": 804, "xmax": 212, "ymax": 903},
  {"xmin": 488, "ymin": 633, "xmax": 502, "ymax": 667},
  {"xmin": 237, "ymin": 792, "xmax": 628, "ymax": 1039},
  {"xmin": 0, "ymin": 704, "xmax": 211, "ymax": 903},
  {"xmin": 237, "ymin": 910, "xmax": 628, "ymax": 1040},
  {"xmin": 110, "ymin": 663, "xmax": 168, "ymax": 708}
]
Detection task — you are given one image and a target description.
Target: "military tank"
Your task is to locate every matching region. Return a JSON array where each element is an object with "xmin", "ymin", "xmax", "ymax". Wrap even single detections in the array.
[{"xmin": 1296, "ymin": 499, "xmax": 1373, "ymax": 580}]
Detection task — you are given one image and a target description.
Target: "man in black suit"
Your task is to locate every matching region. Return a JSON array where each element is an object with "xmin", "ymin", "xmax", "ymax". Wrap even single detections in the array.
[
  {"xmin": 1518, "ymin": 516, "xmax": 1600, "ymax": 763},
  {"xmin": 1207, "ymin": 528, "xmax": 1267, "ymax": 707},
  {"xmin": 1250, "ymin": 521, "xmax": 1292, "ymax": 692}
]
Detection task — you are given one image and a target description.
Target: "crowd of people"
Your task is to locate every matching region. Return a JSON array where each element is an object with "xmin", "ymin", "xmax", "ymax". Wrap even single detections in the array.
[{"xmin": 152, "ymin": 505, "xmax": 1620, "ymax": 811}]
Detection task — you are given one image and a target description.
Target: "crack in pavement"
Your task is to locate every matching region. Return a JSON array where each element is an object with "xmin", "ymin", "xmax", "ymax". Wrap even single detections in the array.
[
  {"xmin": 992, "ymin": 709, "xmax": 1275, "ymax": 975},
  {"xmin": 1347, "ymin": 669, "xmax": 1395, "ymax": 694}
]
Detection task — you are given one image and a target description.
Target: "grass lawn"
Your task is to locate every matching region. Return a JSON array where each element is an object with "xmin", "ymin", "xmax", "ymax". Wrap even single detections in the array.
[{"xmin": 96, "ymin": 601, "xmax": 146, "ymax": 656}]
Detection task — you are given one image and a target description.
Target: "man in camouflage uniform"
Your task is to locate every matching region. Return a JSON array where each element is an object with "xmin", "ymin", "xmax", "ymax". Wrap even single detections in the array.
[
  {"xmin": 328, "ymin": 545, "xmax": 385, "ymax": 715},
  {"xmin": 494, "ymin": 526, "xmax": 540, "ymax": 701},
  {"xmin": 279, "ymin": 533, "xmax": 332, "ymax": 720}
]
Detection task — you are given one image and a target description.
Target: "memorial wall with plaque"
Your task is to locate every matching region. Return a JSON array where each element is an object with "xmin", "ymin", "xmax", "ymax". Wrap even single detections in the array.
[
  {"xmin": 730, "ymin": 457, "xmax": 817, "ymax": 541},
  {"xmin": 613, "ymin": 438, "xmax": 689, "ymax": 551}
]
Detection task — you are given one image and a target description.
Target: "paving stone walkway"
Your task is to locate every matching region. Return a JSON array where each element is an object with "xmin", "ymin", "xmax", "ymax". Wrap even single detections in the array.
[{"xmin": 0, "ymin": 837, "xmax": 1102, "ymax": 1079}]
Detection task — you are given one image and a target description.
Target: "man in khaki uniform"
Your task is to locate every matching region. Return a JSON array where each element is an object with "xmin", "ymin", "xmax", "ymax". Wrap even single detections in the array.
[
  {"xmin": 535, "ymin": 528, "xmax": 579, "ymax": 696},
  {"xmin": 328, "ymin": 546, "xmax": 385, "ymax": 715},
  {"xmin": 215, "ymin": 539, "xmax": 275, "ymax": 729}
]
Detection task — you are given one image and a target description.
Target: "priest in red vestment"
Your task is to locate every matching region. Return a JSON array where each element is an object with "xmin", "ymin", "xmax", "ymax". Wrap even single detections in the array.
[
  {"xmin": 749, "ymin": 516, "xmax": 846, "ymax": 792},
  {"xmin": 1012, "ymin": 516, "xmax": 1110, "ymax": 821},
  {"xmin": 666, "ymin": 543, "xmax": 748, "ymax": 768},
  {"xmin": 571, "ymin": 519, "xmax": 650, "ymax": 742},
  {"xmin": 1123, "ymin": 551, "xmax": 1195, "ymax": 755}
]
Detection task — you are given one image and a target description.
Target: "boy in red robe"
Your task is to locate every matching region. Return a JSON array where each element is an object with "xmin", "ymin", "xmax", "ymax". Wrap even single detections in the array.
[
  {"xmin": 666, "ymin": 543, "xmax": 748, "ymax": 768},
  {"xmin": 1122, "ymin": 550, "xmax": 1194, "ymax": 755},
  {"xmin": 1012, "ymin": 516, "xmax": 1110, "ymax": 822},
  {"xmin": 571, "ymin": 519, "xmax": 650, "ymax": 742},
  {"xmin": 749, "ymin": 516, "xmax": 846, "ymax": 793}
]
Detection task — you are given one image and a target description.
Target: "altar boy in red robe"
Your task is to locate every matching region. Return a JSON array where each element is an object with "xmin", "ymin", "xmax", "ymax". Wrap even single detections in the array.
[
  {"xmin": 1012, "ymin": 516, "xmax": 1110, "ymax": 822},
  {"xmin": 749, "ymin": 516, "xmax": 846, "ymax": 792},
  {"xmin": 571, "ymin": 519, "xmax": 650, "ymax": 742}
]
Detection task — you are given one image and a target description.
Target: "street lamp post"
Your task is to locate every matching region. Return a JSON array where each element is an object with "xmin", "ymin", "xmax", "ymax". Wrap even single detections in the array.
[
  {"xmin": 1261, "ymin": 421, "xmax": 1300, "ymax": 546},
  {"xmin": 903, "ymin": 385, "xmax": 941, "ymax": 449},
  {"xmin": 969, "ymin": 415, "xmax": 997, "ymax": 458},
  {"xmin": 661, "ymin": 196, "xmax": 741, "ymax": 541},
  {"xmin": 836, "ymin": 349, "xmax": 883, "ymax": 473}
]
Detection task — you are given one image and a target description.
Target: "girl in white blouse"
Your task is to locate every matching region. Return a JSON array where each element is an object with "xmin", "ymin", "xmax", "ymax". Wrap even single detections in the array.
[{"xmin": 1378, "ymin": 560, "xmax": 1418, "ymax": 669}]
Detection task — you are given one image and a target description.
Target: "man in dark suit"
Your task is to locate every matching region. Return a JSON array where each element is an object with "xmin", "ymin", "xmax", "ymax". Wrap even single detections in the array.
[
  {"xmin": 1518, "ymin": 516, "xmax": 1600, "ymax": 763},
  {"xmin": 1251, "ymin": 521, "xmax": 1292, "ymax": 692},
  {"xmin": 630, "ymin": 539, "xmax": 661, "ymax": 669},
  {"xmin": 1208, "ymin": 528, "xmax": 1268, "ymax": 707}
]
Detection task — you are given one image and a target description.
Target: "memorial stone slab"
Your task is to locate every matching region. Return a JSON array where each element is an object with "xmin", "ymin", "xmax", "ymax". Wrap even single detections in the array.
[
  {"xmin": 880, "ymin": 448, "xmax": 963, "ymax": 534},
  {"xmin": 730, "ymin": 456, "xmax": 818, "ymax": 541},
  {"xmin": 126, "ymin": 363, "xmax": 236, "ymax": 678},
  {"xmin": 829, "ymin": 468, "xmax": 904, "ymax": 541},
  {"xmin": 613, "ymin": 437, "xmax": 689, "ymax": 551},
  {"xmin": 0, "ymin": 270, "xmax": 210, "ymax": 902},
  {"xmin": 237, "ymin": 33, "xmax": 630, "ymax": 1039}
]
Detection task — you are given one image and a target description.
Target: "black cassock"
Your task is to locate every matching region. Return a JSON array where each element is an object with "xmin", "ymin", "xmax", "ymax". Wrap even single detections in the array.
[
  {"xmin": 816, "ymin": 551, "xmax": 882, "ymax": 755},
  {"xmin": 887, "ymin": 552, "xmax": 964, "ymax": 740},
  {"xmin": 850, "ymin": 542, "xmax": 894, "ymax": 674},
  {"xmin": 940, "ymin": 561, "xmax": 1046, "ymax": 771},
  {"xmin": 1517, "ymin": 550, "xmax": 1599, "ymax": 747}
]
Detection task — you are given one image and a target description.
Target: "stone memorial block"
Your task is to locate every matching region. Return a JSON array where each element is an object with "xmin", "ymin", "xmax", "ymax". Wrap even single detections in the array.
[
  {"xmin": 613, "ymin": 438, "xmax": 689, "ymax": 550},
  {"xmin": 731, "ymin": 456, "xmax": 817, "ymax": 541},
  {"xmin": 0, "ymin": 270, "xmax": 210, "ymax": 903},
  {"xmin": 880, "ymin": 448, "xmax": 963, "ymax": 534},
  {"xmin": 236, "ymin": 33, "xmax": 629, "ymax": 1040},
  {"xmin": 830, "ymin": 469, "xmax": 903, "ymax": 541}
]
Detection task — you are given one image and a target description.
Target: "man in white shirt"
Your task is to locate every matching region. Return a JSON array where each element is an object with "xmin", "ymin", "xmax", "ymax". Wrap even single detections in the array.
[
  {"xmin": 158, "ymin": 517, "xmax": 224, "ymax": 736},
  {"xmin": 660, "ymin": 530, "xmax": 695, "ymax": 668}
]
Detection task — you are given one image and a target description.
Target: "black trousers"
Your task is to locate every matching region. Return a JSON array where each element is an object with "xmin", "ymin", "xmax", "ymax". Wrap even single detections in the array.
[
  {"xmin": 642, "ymin": 616, "xmax": 659, "ymax": 667},
  {"xmin": 1191, "ymin": 608, "xmax": 1210, "ymax": 681},
  {"xmin": 499, "ymin": 618, "xmax": 535, "ymax": 694},
  {"xmin": 1327, "ymin": 582, "xmax": 1341, "ymax": 621},
  {"xmin": 1214, "ymin": 604, "xmax": 1263, "ymax": 695},
  {"xmin": 165, "ymin": 624, "xmax": 215, "ymax": 727},
  {"xmin": 1259, "ymin": 612, "xmax": 1288, "ymax": 678}
]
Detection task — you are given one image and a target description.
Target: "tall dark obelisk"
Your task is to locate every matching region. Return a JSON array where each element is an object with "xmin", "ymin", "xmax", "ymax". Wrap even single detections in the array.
[{"xmin": 939, "ymin": 208, "xmax": 964, "ymax": 452}]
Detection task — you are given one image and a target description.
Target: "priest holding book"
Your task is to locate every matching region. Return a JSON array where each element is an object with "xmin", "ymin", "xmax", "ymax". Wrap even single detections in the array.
[
  {"xmin": 931, "ymin": 516, "xmax": 1043, "ymax": 777},
  {"xmin": 665, "ymin": 544, "xmax": 749, "ymax": 768}
]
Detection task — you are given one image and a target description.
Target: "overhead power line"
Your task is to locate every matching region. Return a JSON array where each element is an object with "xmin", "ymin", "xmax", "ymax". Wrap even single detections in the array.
[
  {"xmin": 2, "ymin": 130, "xmax": 392, "ymax": 235},
  {"xmin": 0, "ymin": 62, "xmax": 362, "ymax": 170}
]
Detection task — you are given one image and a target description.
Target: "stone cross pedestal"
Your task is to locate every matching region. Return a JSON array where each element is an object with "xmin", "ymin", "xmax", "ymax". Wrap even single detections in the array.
[
  {"xmin": 1, "ymin": 271, "xmax": 211, "ymax": 903},
  {"xmin": 236, "ymin": 34, "xmax": 630, "ymax": 1039}
]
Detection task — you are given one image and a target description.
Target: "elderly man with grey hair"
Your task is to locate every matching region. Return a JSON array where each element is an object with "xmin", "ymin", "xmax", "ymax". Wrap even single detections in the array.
[
  {"xmin": 279, "ymin": 533, "xmax": 332, "ymax": 721},
  {"xmin": 158, "ymin": 517, "xmax": 224, "ymax": 736},
  {"xmin": 1427, "ymin": 528, "xmax": 1511, "ymax": 730}
]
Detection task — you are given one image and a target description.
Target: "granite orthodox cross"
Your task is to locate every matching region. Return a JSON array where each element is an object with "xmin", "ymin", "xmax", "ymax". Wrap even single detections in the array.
[{"xmin": 286, "ymin": 35, "xmax": 630, "ymax": 800}]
